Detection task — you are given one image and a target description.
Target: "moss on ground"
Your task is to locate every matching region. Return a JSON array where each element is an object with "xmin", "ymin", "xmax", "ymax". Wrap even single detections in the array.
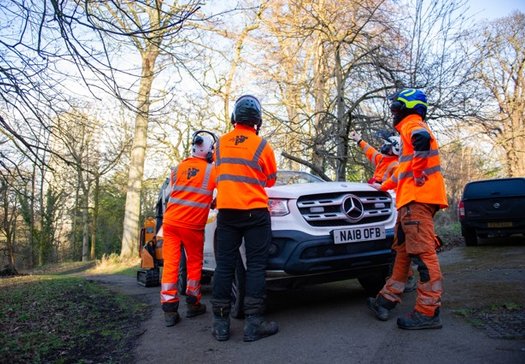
[{"xmin": 0, "ymin": 275, "xmax": 149, "ymax": 364}]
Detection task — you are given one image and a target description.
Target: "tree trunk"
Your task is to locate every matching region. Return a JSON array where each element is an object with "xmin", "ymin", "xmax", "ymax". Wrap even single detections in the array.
[
  {"xmin": 335, "ymin": 47, "xmax": 347, "ymax": 181},
  {"xmin": 313, "ymin": 37, "xmax": 328, "ymax": 174},
  {"xmin": 1, "ymin": 182, "xmax": 17, "ymax": 272},
  {"xmin": 30, "ymin": 164, "xmax": 36, "ymax": 267},
  {"xmin": 90, "ymin": 174, "xmax": 100, "ymax": 260},
  {"xmin": 81, "ymin": 192, "xmax": 90, "ymax": 262},
  {"xmin": 120, "ymin": 49, "xmax": 159, "ymax": 258},
  {"xmin": 509, "ymin": 111, "xmax": 525, "ymax": 176}
]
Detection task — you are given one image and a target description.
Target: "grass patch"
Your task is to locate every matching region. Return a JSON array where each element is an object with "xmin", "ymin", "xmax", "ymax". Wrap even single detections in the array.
[
  {"xmin": 87, "ymin": 253, "xmax": 140, "ymax": 277},
  {"xmin": 452, "ymin": 308, "xmax": 485, "ymax": 328},
  {"xmin": 452, "ymin": 303, "xmax": 525, "ymax": 339},
  {"xmin": 0, "ymin": 275, "xmax": 149, "ymax": 363},
  {"xmin": 23, "ymin": 261, "xmax": 96, "ymax": 276}
]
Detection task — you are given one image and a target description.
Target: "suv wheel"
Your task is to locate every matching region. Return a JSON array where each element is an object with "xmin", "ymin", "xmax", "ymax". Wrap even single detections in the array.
[
  {"xmin": 230, "ymin": 253, "xmax": 246, "ymax": 319},
  {"xmin": 358, "ymin": 268, "xmax": 389, "ymax": 297},
  {"xmin": 463, "ymin": 227, "xmax": 478, "ymax": 246}
]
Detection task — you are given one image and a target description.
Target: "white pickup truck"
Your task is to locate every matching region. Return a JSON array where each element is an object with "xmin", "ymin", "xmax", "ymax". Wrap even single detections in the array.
[{"xmin": 201, "ymin": 170, "xmax": 396, "ymax": 317}]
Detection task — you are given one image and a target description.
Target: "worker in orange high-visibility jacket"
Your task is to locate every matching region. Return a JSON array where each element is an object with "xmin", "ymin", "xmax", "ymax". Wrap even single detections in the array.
[
  {"xmin": 160, "ymin": 130, "xmax": 217, "ymax": 327},
  {"xmin": 367, "ymin": 88, "xmax": 448, "ymax": 330},
  {"xmin": 350, "ymin": 131, "xmax": 417, "ymax": 293},
  {"xmin": 351, "ymin": 132, "xmax": 400, "ymax": 185},
  {"xmin": 211, "ymin": 94, "xmax": 279, "ymax": 343}
]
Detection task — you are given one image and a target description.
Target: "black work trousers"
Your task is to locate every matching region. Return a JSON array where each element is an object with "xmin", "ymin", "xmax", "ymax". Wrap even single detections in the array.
[{"xmin": 211, "ymin": 208, "xmax": 271, "ymax": 315}]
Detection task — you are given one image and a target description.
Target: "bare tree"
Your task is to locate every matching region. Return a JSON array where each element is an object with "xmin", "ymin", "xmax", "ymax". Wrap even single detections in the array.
[
  {"xmin": 49, "ymin": 107, "xmax": 129, "ymax": 261},
  {"xmin": 470, "ymin": 11, "xmax": 525, "ymax": 176},
  {"xmin": 255, "ymin": 0, "xmax": 395, "ymax": 180},
  {"xmin": 252, "ymin": 0, "xmax": 477, "ymax": 186},
  {"xmin": 83, "ymin": 1, "xmax": 202, "ymax": 258},
  {"xmin": 0, "ymin": 176, "xmax": 19, "ymax": 274}
]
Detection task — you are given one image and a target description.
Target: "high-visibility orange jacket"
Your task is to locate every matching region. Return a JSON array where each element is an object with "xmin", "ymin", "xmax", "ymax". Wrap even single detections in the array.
[
  {"xmin": 358, "ymin": 140, "xmax": 399, "ymax": 183},
  {"xmin": 215, "ymin": 124, "xmax": 277, "ymax": 210},
  {"xmin": 381, "ymin": 114, "xmax": 448, "ymax": 210},
  {"xmin": 163, "ymin": 156, "xmax": 217, "ymax": 230}
]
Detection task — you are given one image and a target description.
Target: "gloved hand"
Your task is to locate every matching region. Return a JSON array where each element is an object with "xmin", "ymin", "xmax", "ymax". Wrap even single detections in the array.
[
  {"xmin": 369, "ymin": 182, "xmax": 382, "ymax": 191},
  {"xmin": 350, "ymin": 131, "xmax": 362, "ymax": 143},
  {"xmin": 414, "ymin": 172, "xmax": 428, "ymax": 187}
]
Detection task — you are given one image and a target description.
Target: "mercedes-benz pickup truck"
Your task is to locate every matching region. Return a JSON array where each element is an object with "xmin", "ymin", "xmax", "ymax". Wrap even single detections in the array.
[{"xmin": 203, "ymin": 171, "xmax": 396, "ymax": 316}]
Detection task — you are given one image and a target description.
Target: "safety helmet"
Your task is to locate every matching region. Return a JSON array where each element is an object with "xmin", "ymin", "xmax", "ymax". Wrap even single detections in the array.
[
  {"xmin": 231, "ymin": 95, "xmax": 262, "ymax": 128},
  {"xmin": 390, "ymin": 88, "xmax": 428, "ymax": 124},
  {"xmin": 191, "ymin": 130, "xmax": 217, "ymax": 163},
  {"xmin": 380, "ymin": 136, "xmax": 401, "ymax": 156}
]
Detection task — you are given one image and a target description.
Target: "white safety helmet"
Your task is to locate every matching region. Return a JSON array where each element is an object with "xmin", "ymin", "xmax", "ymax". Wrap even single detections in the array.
[
  {"xmin": 191, "ymin": 131, "xmax": 216, "ymax": 162},
  {"xmin": 380, "ymin": 136, "xmax": 401, "ymax": 156},
  {"xmin": 388, "ymin": 136, "xmax": 401, "ymax": 156}
]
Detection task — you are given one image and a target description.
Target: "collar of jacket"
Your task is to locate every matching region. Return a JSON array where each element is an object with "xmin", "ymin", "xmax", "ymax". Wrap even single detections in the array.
[
  {"xmin": 394, "ymin": 113, "xmax": 424, "ymax": 132},
  {"xmin": 234, "ymin": 123, "xmax": 257, "ymax": 133}
]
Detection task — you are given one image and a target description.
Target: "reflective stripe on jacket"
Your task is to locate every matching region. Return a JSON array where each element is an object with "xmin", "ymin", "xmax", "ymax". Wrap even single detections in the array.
[
  {"xmin": 163, "ymin": 157, "xmax": 217, "ymax": 229},
  {"xmin": 358, "ymin": 140, "xmax": 399, "ymax": 183},
  {"xmin": 216, "ymin": 124, "xmax": 277, "ymax": 210},
  {"xmin": 382, "ymin": 114, "xmax": 448, "ymax": 209}
]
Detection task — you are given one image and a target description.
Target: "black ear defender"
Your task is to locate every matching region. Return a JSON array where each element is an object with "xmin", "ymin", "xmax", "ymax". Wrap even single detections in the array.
[
  {"xmin": 191, "ymin": 130, "xmax": 218, "ymax": 163},
  {"xmin": 192, "ymin": 134, "xmax": 204, "ymax": 146},
  {"xmin": 390, "ymin": 100, "xmax": 405, "ymax": 113}
]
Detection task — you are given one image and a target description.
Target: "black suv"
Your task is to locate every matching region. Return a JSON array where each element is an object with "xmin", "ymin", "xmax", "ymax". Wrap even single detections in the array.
[{"xmin": 458, "ymin": 177, "xmax": 525, "ymax": 246}]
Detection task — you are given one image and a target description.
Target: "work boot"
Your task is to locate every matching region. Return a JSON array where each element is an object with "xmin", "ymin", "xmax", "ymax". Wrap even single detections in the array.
[
  {"xmin": 212, "ymin": 307, "xmax": 231, "ymax": 341},
  {"xmin": 366, "ymin": 295, "xmax": 396, "ymax": 321},
  {"xmin": 243, "ymin": 314, "xmax": 279, "ymax": 342},
  {"xmin": 397, "ymin": 308, "xmax": 442, "ymax": 330},
  {"xmin": 164, "ymin": 312, "xmax": 180, "ymax": 327},
  {"xmin": 186, "ymin": 302, "xmax": 207, "ymax": 318},
  {"xmin": 404, "ymin": 275, "xmax": 417, "ymax": 293},
  {"xmin": 162, "ymin": 301, "xmax": 180, "ymax": 327}
]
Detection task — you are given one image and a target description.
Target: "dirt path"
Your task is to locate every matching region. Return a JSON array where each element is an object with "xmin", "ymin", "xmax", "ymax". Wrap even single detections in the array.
[{"xmin": 87, "ymin": 240, "xmax": 525, "ymax": 363}]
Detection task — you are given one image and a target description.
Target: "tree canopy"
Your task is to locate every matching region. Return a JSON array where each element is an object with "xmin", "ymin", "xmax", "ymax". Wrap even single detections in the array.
[{"xmin": 1, "ymin": 0, "xmax": 523, "ymax": 267}]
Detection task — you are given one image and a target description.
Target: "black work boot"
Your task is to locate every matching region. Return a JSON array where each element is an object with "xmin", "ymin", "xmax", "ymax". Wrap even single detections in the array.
[
  {"xmin": 162, "ymin": 302, "xmax": 180, "ymax": 327},
  {"xmin": 397, "ymin": 308, "xmax": 442, "ymax": 330},
  {"xmin": 164, "ymin": 312, "xmax": 180, "ymax": 327},
  {"xmin": 243, "ymin": 314, "xmax": 279, "ymax": 342},
  {"xmin": 212, "ymin": 307, "xmax": 231, "ymax": 341},
  {"xmin": 366, "ymin": 295, "xmax": 397, "ymax": 321},
  {"xmin": 186, "ymin": 302, "xmax": 207, "ymax": 318},
  {"xmin": 186, "ymin": 295, "xmax": 206, "ymax": 318}
]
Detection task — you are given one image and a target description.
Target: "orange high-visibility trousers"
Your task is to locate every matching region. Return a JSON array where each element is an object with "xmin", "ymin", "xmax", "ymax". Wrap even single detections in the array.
[
  {"xmin": 160, "ymin": 223, "xmax": 204, "ymax": 305},
  {"xmin": 379, "ymin": 202, "xmax": 443, "ymax": 316}
]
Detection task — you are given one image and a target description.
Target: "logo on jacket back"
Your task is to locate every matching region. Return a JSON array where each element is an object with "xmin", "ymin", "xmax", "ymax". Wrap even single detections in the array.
[
  {"xmin": 186, "ymin": 167, "xmax": 199, "ymax": 179},
  {"xmin": 229, "ymin": 135, "xmax": 248, "ymax": 145}
]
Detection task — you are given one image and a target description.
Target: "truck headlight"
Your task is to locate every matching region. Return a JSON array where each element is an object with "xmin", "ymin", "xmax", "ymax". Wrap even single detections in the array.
[{"xmin": 269, "ymin": 199, "xmax": 289, "ymax": 216}]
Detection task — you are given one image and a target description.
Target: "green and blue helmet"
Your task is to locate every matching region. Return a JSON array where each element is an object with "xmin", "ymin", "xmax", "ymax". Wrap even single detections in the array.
[{"xmin": 390, "ymin": 88, "xmax": 428, "ymax": 124}]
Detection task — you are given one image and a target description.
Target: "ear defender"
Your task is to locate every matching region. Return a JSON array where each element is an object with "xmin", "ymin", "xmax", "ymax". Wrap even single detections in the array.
[
  {"xmin": 191, "ymin": 130, "xmax": 218, "ymax": 163},
  {"xmin": 206, "ymin": 151, "xmax": 213, "ymax": 163},
  {"xmin": 193, "ymin": 135, "xmax": 204, "ymax": 145},
  {"xmin": 390, "ymin": 100, "xmax": 405, "ymax": 113}
]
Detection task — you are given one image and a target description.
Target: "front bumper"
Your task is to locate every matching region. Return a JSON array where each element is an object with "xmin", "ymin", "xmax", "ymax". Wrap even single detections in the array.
[{"xmin": 266, "ymin": 228, "xmax": 394, "ymax": 278}]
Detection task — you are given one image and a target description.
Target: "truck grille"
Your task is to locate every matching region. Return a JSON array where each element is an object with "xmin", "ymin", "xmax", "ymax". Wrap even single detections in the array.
[{"xmin": 297, "ymin": 191, "xmax": 393, "ymax": 227}]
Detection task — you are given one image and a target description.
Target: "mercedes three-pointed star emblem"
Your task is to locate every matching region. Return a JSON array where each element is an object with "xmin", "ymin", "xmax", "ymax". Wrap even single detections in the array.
[{"xmin": 342, "ymin": 194, "xmax": 365, "ymax": 222}]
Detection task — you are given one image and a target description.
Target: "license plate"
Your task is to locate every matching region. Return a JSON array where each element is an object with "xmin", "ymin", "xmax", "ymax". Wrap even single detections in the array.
[
  {"xmin": 487, "ymin": 222, "xmax": 513, "ymax": 228},
  {"xmin": 333, "ymin": 226, "xmax": 386, "ymax": 244}
]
